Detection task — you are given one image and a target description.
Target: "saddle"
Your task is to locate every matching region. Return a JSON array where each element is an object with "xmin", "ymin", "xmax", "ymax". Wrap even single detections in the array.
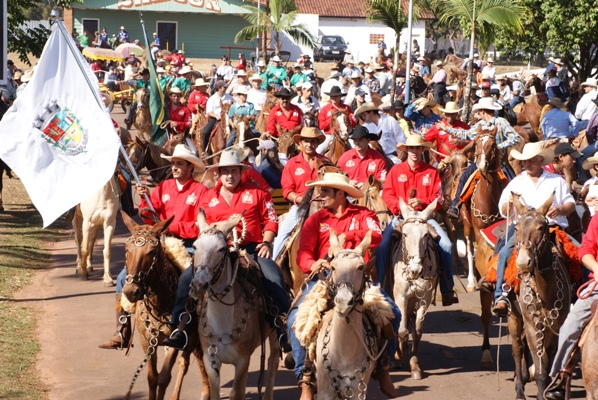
[{"xmin": 479, "ymin": 220, "xmax": 507, "ymax": 249}]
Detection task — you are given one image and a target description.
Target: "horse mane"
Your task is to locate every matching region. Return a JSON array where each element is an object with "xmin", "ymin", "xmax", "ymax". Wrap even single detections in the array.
[
  {"xmin": 162, "ymin": 236, "xmax": 191, "ymax": 271},
  {"xmin": 264, "ymin": 149, "xmax": 284, "ymax": 173}
]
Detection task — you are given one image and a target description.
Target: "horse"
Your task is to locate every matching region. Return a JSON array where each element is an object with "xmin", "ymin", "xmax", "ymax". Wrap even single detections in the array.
[
  {"xmin": 191, "ymin": 108, "xmax": 208, "ymax": 145},
  {"xmin": 303, "ymin": 111, "xmax": 318, "ymax": 128},
  {"xmin": 507, "ymin": 192, "xmax": 571, "ymax": 400},
  {"xmin": 358, "ymin": 174, "xmax": 392, "ymax": 232},
  {"xmin": 516, "ymin": 102, "xmax": 542, "ymax": 137},
  {"xmin": 325, "ymin": 109, "xmax": 352, "ymax": 164},
  {"xmin": 204, "ymin": 102, "xmax": 230, "ymax": 164},
  {"xmin": 444, "ymin": 53, "xmax": 464, "ymax": 69},
  {"xmin": 119, "ymin": 212, "xmax": 208, "ymax": 400},
  {"xmin": 391, "ymin": 198, "xmax": 440, "ymax": 380},
  {"xmin": 189, "ymin": 211, "xmax": 279, "ymax": 400},
  {"xmin": 127, "ymin": 136, "xmax": 173, "ymax": 184},
  {"xmin": 255, "ymin": 93, "xmax": 277, "ymax": 135},
  {"xmin": 274, "ymin": 123, "xmax": 301, "ymax": 160},
  {"xmin": 461, "ymin": 129, "xmax": 507, "ymax": 368},
  {"xmin": 133, "ymin": 87, "xmax": 152, "ymax": 138},
  {"xmin": 447, "ymin": 67, "xmax": 467, "ymax": 83},
  {"xmin": 582, "ymin": 301, "xmax": 598, "ymax": 399},
  {"xmin": 231, "ymin": 114, "xmax": 260, "ymax": 156},
  {"xmin": 72, "ymin": 173, "xmax": 121, "ymax": 286}
]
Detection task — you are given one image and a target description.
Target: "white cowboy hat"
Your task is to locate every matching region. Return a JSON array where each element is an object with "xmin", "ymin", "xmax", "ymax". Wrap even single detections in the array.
[
  {"xmin": 169, "ymin": 86, "xmax": 184, "ymax": 95},
  {"xmin": 581, "ymin": 78, "xmax": 598, "ymax": 87},
  {"xmin": 256, "ymin": 59, "xmax": 266, "ymax": 67},
  {"xmin": 294, "ymin": 63, "xmax": 302, "ymax": 68},
  {"xmin": 329, "ymin": 71, "xmax": 341, "ymax": 79},
  {"xmin": 207, "ymin": 149, "xmax": 251, "ymax": 170},
  {"xmin": 301, "ymin": 81, "xmax": 314, "ymax": 90},
  {"xmin": 233, "ymin": 85, "xmax": 249, "ymax": 95},
  {"xmin": 417, "ymin": 56, "xmax": 426, "ymax": 61},
  {"xmin": 193, "ymin": 78, "xmax": 210, "ymax": 87},
  {"xmin": 257, "ymin": 140, "xmax": 276, "ymax": 151},
  {"xmin": 160, "ymin": 144, "xmax": 205, "ymax": 171},
  {"xmin": 446, "ymin": 84, "xmax": 458, "ymax": 91},
  {"xmin": 229, "ymin": 144, "xmax": 251, "ymax": 161},
  {"xmin": 510, "ymin": 142, "xmax": 555, "ymax": 166},
  {"xmin": 156, "ymin": 67, "xmax": 166, "ymax": 73},
  {"xmin": 306, "ymin": 172, "xmax": 364, "ymax": 199},
  {"xmin": 435, "ymin": 60, "xmax": 444, "ymax": 66},
  {"xmin": 271, "ymin": 56, "xmax": 282, "ymax": 62},
  {"xmin": 236, "ymin": 70, "xmax": 247, "ymax": 77},
  {"xmin": 397, "ymin": 135, "xmax": 433, "ymax": 151},
  {"xmin": 364, "ymin": 67, "xmax": 375, "ymax": 73},
  {"xmin": 553, "ymin": 58, "xmax": 563, "ymax": 65},
  {"xmin": 439, "ymin": 101, "xmax": 463, "ymax": 114},
  {"xmin": 472, "ymin": 97, "xmax": 502, "ymax": 111},
  {"xmin": 487, "ymin": 58, "xmax": 494, "ymax": 63},
  {"xmin": 350, "ymin": 71, "xmax": 363, "ymax": 79},
  {"xmin": 583, "ymin": 151, "xmax": 598, "ymax": 170},
  {"xmin": 178, "ymin": 66, "xmax": 192, "ymax": 75},
  {"xmin": 354, "ymin": 102, "xmax": 379, "ymax": 116},
  {"xmin": 249, "ymin": 74, "xmax": 263, "ymax": 82},
  {"xmin": 481, "ymin": 74, "xmax": 491, "ymax": 81}
]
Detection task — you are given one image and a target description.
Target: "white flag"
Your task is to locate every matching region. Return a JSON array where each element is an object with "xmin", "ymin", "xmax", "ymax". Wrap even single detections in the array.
[{"xmin": 0, "ymin": 25, "xmax": 121, "ymax": 227}]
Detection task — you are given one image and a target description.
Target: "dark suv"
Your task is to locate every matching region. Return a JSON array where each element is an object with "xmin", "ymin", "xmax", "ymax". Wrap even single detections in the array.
[{"xmin": 314, "ymin": 35, "xmax": 348, "ymax": 61}]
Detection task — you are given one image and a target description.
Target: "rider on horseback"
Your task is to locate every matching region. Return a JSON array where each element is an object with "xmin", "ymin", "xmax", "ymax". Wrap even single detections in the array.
[
  {"xmin": 124, "ymin": 68, "xmax": 149, "ymax": 129},
  {"xmin": 337, "ymin": 125, "xmax": 387, "ymax": 189},
  {"xmin": 202, "ymin": 81, "xmax": 233, "ymax": 153},
  {"xmin": 358, "ymin": 102, "xmax": 406, "ymax": 165}
]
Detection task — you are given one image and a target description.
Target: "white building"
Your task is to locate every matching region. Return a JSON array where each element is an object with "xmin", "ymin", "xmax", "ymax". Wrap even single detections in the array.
[{"xmin": 278, "ymin": 0, "xmax": 433, "ymax": 63}]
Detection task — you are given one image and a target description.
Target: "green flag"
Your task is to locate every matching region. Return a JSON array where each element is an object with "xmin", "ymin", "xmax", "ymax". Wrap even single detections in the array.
[{"xmin": 140, "ymin": 18, "xmax": 168, "ymax": 145}]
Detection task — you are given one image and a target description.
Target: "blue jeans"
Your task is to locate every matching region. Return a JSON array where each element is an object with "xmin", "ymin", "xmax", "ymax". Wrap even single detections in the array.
[
  {"xmin": 127, "ymin": 101, "xmax": 137, "ymax": 122},
  {"xmin": 287, "ymin": 277, "xmax": 400, "ymax": 380},
  {"xmin": 375, "ymin": 217, "xmax": 455, "ymax": 295},
  {"xmin": 493, "ymin": 223, "xmax": 516, "ymax": 302},
  {"xmin": 225, "ymin": 126, "xmax": 259, "ymax": 147},
  {"xmin": 509, "ymin": 96, "xmax": 524, "ymax": 109},
  {"xmin": 272, "ymin": 205, "xmax": 300, "ymax": 260}
]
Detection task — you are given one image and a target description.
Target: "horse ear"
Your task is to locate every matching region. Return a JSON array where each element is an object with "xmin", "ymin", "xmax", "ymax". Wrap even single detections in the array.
[
  {"xmin": 221, "ymin": 214, "xmax": 242, "ymax": 237},
  {"xmin": 421, "ymin": 198, "xmax": 438, "ymax": 221},
  {"xmin": 398, "ymin": 197, "xmax": 410, "ymax": 217},
  {"xmin": 537, "ymin": 192, "xmax": 555, "ymax": 216},
  {"xmin": 328, "ymin": 228, "xmax": 343, "ymax": 258},
  {"xmin": 368, "ymin": 174, "xmax": 375, "ymax": 186},
  {"xmin": 197, "ymin": 209, "xmax": 210, "ymax": 232},
  {"xmin": 511, "ymin": 192, "xmax": 527, "ymax": 216},
  {"xmin": 120, "ymin": 210, "xmax": 139, "ymax": 233},
  {"xmin": 153, "ymin": 215, "xmax": 175, "ymax": 235},
  {"xmin": 354, "ymin": 230, "xmax": 372, "ymax": 256}
]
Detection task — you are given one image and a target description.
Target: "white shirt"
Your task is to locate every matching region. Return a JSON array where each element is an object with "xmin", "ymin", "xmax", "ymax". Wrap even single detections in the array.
[
  {"xmin": 206, "ymin": 93, "xmax": 234, "ymax": 115},
  {"xmin": 247, "ymin": 88, "xmax": 267, "ymax": 111},
  {"xmin": 344, "ymin": 83, "xmax": 371, "ymax": 106},
  {"xmin": 498, "ymin": 170, "xmax": 574, "ymax": 228},
  {"xmin": 124, "ymin": 65, "xmax": 137, "ymax": 81},
  {"xmin": 512, "ymin": 80, "xmax": 525, "ymax": 96},
  {"xmin": 575, "ymin": 89, "xmax": 597, "ymax": 121},
  {"xmin": 481, "ymin": 65, "xmax": 496, "ymax": 81},
  {"xmin": 291, "ymin": 95, "xmax": 321, "ymax": 114},
  {"xmin": 216, "ymin": 64, "xmax": 235, "ymax": 81},
  {"xmin": 363, "ymin": 114, "xmax": 405, "ymax": 157},
  {"xmin": 499, "ymin": 85, "xmax": 512, "ymax": 103},
  {"xmin": 583, "ymin": 176, "xmax": 598, "ymax": 216}
]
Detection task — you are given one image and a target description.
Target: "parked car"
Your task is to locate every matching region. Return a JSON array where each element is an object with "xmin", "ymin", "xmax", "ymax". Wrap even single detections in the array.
[{"xmin": 314, "ymin": 35, "xmax": 348, "ymax": 62}]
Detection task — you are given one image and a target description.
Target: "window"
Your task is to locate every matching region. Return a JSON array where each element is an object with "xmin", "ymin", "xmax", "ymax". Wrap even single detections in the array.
[{"xmin": 157, "ymin": 21, "xmax": 177, "ymax": 52}]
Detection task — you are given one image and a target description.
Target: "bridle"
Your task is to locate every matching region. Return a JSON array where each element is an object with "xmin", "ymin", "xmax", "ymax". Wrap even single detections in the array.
[
  {"xmin": 325, "ymin": 250, "xmax": 367, "ymax": 316},
  {"xmin": 514, "ymin": 212, "xmax": 550, "ymax": 274},
  {"xmin": 124, "ymin": 230, "xmax": 161, "ymax": 295}
]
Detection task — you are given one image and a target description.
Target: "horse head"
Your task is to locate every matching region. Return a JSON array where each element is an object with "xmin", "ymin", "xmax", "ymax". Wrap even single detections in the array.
[
  {"xmin": 475, "ymin": 127, "xmax": 499, "ymax": 173},
  {"xmin": 303, "ymin": 112, "xmax": 318, "ymax": 128},
  {"xmin": 135, "ymin": 87, "xmax": 149, "ymax": 108},
  {"xmin": 512, "ymin": 192, "xmax": 553, "ymax": 275},
  {"xmin": 120, "ymin": 211, "xmax": 174, "ymax": 303},
  {"xmin": 397, "ymin": 198, "xmax": 439, "ymax": 280},
  {"xmin": 190, "ymin": 210, "xmax": 242, "ymax": 299},
  {"xmin": 327, "ymin": 229, "xmax": 372, "ymax": 317},
  {"xmin": 361, "ymin": 174, "xmax": 391, "ymax": 231},
  {"xmin": 331, "ymin": 109, "xmax": 351, "ymax": 139}
]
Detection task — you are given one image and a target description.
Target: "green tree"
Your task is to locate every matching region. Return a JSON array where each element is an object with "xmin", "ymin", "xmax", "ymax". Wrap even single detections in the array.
[
  {"xmin": 432, "ymin": 0, "xmax": 527, "ymax": 119},
  {"xmin": 9, "ymin": 0, "xmax": 80, "ymax": 65},
  {"xmin": 541, "ymin": 0, "xmax": 598, "ymax": 82},
  {"xmin": 234, "ymin": 0, "xmax": 316, "ymax": 59}
]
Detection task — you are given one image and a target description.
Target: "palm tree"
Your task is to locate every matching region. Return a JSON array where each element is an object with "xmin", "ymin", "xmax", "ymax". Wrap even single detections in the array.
[
  {"xmin": 235, "ymin": 0, "xmax": 316, "ymax": 60},
  {"xmin": 432, "ymin": 0, "xmax": 527, "ymax": 119},
  {"xmin": 367, "ymin": 0, "xmax": 413, "ymax": 103}
]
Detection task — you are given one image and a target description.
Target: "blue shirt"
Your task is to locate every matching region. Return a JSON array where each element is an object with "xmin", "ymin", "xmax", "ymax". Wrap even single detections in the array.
[
  {"xmin": 404, "ymin": 102, "xmax": 442, "ymax": 131},
  {"xmin": 118, "ymin": 30, "xmax": 129, "ymax": 43},
  {"xmin": 541, "ymin": 108, "xmax": 579, "ymax": 139},
  {"xmin": 154, "ymin": 37, "xmax": 160, "ymax": 47},
  {"xmin": 228, "ymin": 101, "xmax": 257, "ymax": 128}
]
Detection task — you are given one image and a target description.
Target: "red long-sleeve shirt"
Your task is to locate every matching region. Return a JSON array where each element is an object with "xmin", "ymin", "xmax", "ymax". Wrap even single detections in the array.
[
  {"xmin": 424, "ymin": 119, "xmax": 470, "ymax": 160},
  {"xmin": 297, "ymin": 204, "xmax": 382, "ymax": 273},
  {"xmin": 281, "ymin": 153, "xmax": 330, "ymax": 199},
  {"xmin": 187, "ymin": 90, "xmax": 209, "ymax": 114},
  {"xmin": 139, "ymin": 178, "xmax": 208, "ymax": 240},
  {"xmin": 267, "ymin": 104, "xmax": 303, "ymax": 137},
  {"xmin": 318, "ymin": 103, "xmax": 356, "ymax": 134},
  {"xmin": 167, "ymin": 103, "xmax": 192, "ymax": 133},
  {"xmin": 579, "ymin": 213, "xmax": 598, "ymax": 280},
  {"xmin": 199, "ymin": 181, "xmax": 278, "ymax": 245},
  {"xmin": 382, "ymin": 161, "xmax": 443, "ymax": 216},
  {"xmin": 337, "ymin": 148, "xmax": 387, "ymax": 184}
]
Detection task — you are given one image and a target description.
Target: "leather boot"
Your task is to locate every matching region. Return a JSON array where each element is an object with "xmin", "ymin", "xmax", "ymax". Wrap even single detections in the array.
[
  {"xmin": 163, "ymin": 312, "xmax": 191, "ymax": 350},
  {"xmin": 544, "ymin": 346, "xmax": 579, "ymax": 400},
  {"xmin": 374, "ymin": 353, "xmax": 398, "ymax": 398},
  {"xmin": 98, "ymin": 294, "xmax": 131, "ymax": 350},
  {"xmin": 299, "ymin": 382, "xmax": 314, "ymax": 400}
]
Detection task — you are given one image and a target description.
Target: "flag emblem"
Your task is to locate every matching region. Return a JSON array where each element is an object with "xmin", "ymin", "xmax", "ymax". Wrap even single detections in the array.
[{"xmin": 34, "ymin": 100, "xmax": 88, "ymax": 156}]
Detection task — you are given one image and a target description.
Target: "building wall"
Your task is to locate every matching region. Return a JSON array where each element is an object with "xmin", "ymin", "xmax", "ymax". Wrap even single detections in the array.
[{"xmin": 71, "ymin": 8, "xmax": 250, "ymax": 59}]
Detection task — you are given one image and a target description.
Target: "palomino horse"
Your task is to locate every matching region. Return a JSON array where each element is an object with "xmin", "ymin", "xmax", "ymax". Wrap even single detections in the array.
[
  {"xmin": 72, "ymin": 173, "xmax": 121, "ymax": 285},
  {"xmin": 507, "ymin": 193, "xmax": 571, "ymax": 400},
  {"xmin": 190, "ymin": 211, "xmax": 279, "ymax": 400},
  {"xmin": 358, "ymin": 174, "xmax": 392, "ymax": 231},
  {"xmin": 325, "ymin": 109, "xmax": 352, "ymax": 164},
  {"xmin": 191, "ymin": 108, "xmax": 208, "ymax": 145},
  {"xmin": 392, "ymin": 198, "xmax": 440, "ymax": 380},
  {"xmin": 315, "ymin": 230, "xmax": 382, "ymax": 399},
  {"xmin": 119, "ymin": 212, "xmax": 208, "ymax": 400},
  {"xmin": 461, "ymin": 130, "xmax": 506, "ymax": 368},
  {"xmin": 133, "ymin": 87, "xmax": 152, "ymax": 139}
]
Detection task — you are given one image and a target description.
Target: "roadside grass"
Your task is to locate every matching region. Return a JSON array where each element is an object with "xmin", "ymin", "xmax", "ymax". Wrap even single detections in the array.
[{"xmin": 0, "ymin": 176, "xmax": 69, "ymax": 399}]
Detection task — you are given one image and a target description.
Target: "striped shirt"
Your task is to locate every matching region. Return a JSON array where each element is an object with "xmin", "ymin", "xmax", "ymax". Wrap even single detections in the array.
[{"xmin": 446, "ymin": 116, "xmax": 520, "ymax": 149}]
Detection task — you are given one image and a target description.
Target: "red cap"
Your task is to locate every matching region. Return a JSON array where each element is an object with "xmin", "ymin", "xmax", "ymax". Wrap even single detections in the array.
[{"xmin": 481, "ymin": 82, "xmax": 491, "ymax": 89}]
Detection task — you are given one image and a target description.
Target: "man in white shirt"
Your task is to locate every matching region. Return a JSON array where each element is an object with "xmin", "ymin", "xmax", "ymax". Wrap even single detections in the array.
[
  {"xmin": 201, "ymin": 81, "xmax": 234, "ymax": 153},
  {"xmin": 431, "ymin": 61, "xmax": 448, "ymax": 106},
  {"xmin": 575, "ymin": 78, "xmax": 598, "ymax": 131},
  {"xmin": 320, "ymin": 71, "xmax": 344, "ymax": 105},
  {"xmin": 356, "ymin": 102, "xmax": 406, "ymax": 164},
  {"xmin": 481, "ymin": 58, "xmax": 496, "ymax": 81},
  {"xmin": 216, "ymin": 56, "xmax": 235, "ymax": 82},
  {"xmin": 344, "ymin": 71, "xmax": 371, "ymax": 106},
  {"xmin": 492, "ymin": 142, "xmax": 575, "ymax": 316},
  {"xmin": 226, "ymin": 69, "xmax": 251, "ymax": 97},
  {"xmin": 247, "ymin": 74, "xmax": 267, "ymax": 112}
]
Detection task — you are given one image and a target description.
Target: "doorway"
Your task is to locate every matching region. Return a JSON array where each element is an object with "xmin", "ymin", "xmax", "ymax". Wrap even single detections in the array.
[{"xmin": 157, "ymin": 22, "xmax": 177, "ymax": 53}]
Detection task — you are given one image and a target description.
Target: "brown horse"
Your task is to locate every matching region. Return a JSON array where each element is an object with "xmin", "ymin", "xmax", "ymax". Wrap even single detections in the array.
[
  {"xmin": 191, "ymin": 108, "xmax": 208, "ymax": 145},
  {"xmin": 232, "ymin": 115, "xmax": 260, "ymax": 157},
  {"xmin": 133, "ymin": 87, "xmax": 152, "ymax": 138},
  {"xmin": 447, "ymin": 67, "xmax": 468, "ymax": 84},
  {"xmin": 203, "ymin": 102, "xmax": 230, "ymax": 164},
  {"xmin": 516, "ymin": 102, "xmax": 542, "ymax": 137},
  {"xmin": 582, "ymin": 300, "xmax": 598, "ymax": 399},
  {"xmin": 358, "ymin": 174, "xmax": 392, "ymax": 231},
  {"xmin": 275, "ymin": 123, "xmax": 302, "ymax": 160},
  {"xmin": 119, "ymin": 212, "xmax": 208, "ymax": 400},
  {"xmin": 255, "ymin": 93, "xmax": 277, "ymax": 134},
  {"xmin": 325, "ymin": 109, "xmax": 352, "ymax": 164},
  {"xmin": 444, "ymin": 53, "xmax": 464, "ymax": 69},
  {"xmin": 507, "ymin": 193, "xmax": 571, "ymax": 400}
]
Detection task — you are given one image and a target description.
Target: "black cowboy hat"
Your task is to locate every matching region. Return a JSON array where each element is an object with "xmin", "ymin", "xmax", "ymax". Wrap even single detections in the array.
[
  {"xmin": 325, "ymin": 86, "xmax": 344, "ymax": 97},
  {"xmin": 350, "ymin": 125, "xmax": 379, "ymax": 141},
  {"xmin": 274, "ymin": 88, "xmax": 294, "ymax": 98}
]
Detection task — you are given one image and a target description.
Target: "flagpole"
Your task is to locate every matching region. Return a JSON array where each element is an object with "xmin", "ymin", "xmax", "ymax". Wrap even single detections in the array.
[{"xmin": 50, "ymin": 11, "xmax": 154, "ymax": 212}]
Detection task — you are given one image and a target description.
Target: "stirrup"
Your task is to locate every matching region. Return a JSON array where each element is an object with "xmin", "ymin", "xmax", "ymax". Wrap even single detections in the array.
[
  {"xmin": 544, "ymin": 371, "xmax": 571, "ymax": 398},
  {"xmin": 167, "ymin": 328, "xmax": 188, "ymax": 350}
]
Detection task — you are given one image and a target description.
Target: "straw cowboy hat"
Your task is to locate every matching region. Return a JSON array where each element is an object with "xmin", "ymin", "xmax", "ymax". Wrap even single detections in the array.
[
  {"xmin": 329, "ymin": 71, "xmax": 341, "ymax": 79},
  {"xmin": 581, "ymin": 78, "xmax": 598, "ymax": 87},
  {"xmin": 236, "ymin": 70, "xmax": 248, "ymax": 77},
  {"xmin": 487, "ymin": 58, "xmax": 494, "ymax": 63},
  {"xmin": 306, "ymin": 172, "xmax": 364, "ymax": 199},
  {"xmin": 415, "ymin": 99, "xmax": 436, "ymax": 111},
  {"xmin": 193, "ymin": 78, "xmax": 210, "ymax": 87},
  {"xmin": 160, "ymin": 144, "xmax": 205, "ymax": 171},
  {"xmin": 397, "ymin": 135, "xmax": 433, "ymax": 151},
  {"xmin": 169, "ymin": 86, "xmax": 184, "ymax": 95},
  {"xmin": 354, "ymin": 102, "xmax": 379, "ymax": 116},
  {"xmin": 583, "ymin": 151, "xmax": 598, "ymax": 170},
  {"xmin": 439, "ymin": 101, "xmax": 463, "ymax": 114},
  {"xmin": 435, "ymin": 61, "xmax": 444, "ymax": 66},
  {"xmin": 350, "ymin": 71, "xmax": 364, "ymax": 80},
  {"xmin": 178, "ymin": 66, "xmax": 192, "ymax": 75},
  {"xmin": 249, "ymin": 74, "xmax": 263, "ymax": 82},
  {"xmin": 207, "ymin": 149, "xmax": 251, "ymax": 170},
  {"xmin": 548, "ymin": 97, "xmax": 567, "ymax": 110},
  {"xmin": 293, "ymin": 127, "xmax": 326, "ymax": 145},
  {"xmin": 510, "ymin": 142, "xmax": 555, "ymax": 166},
  {"xmin": 364, "ymin": 66, "xmax": 375, "ymax": 74},
  {"xmin": 229, "ymin": 144, "xmax": 251, "ymax": 161},
  {"xmin": 472, "ymin": 97, "xmax": 502, "ymax": 111},
  {"xmin": 233, "ymin": 85, "xmax": 249, "ymax": 95},
  {"xmin": 256, "ymin": 59, "xmax": 267, "ymax": 67}
]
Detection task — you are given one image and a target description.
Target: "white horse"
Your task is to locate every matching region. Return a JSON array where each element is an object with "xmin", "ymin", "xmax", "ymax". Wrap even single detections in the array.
[
  {"xmin": 72, "ymin": 174, "xmax": 120, "ymax": 285},
  {"xmin": 190, "ymin": 210, "xmax": 279, "ymax": 400},
  {"xmin": 392, "ymin": 198, "xmax": 439, "ymax": 380}
]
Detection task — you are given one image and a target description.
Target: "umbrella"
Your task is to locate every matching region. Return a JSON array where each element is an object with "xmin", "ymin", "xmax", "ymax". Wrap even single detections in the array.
[
  {"xmin": 115, "ymin": 43, "xmax": 145, "ymax": 58},
  {"xmin": 82, "ymin": 47, "xmax": 125, "ymax": 62}
]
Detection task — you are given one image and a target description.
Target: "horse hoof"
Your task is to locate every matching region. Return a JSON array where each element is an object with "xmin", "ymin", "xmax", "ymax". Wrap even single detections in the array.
[
  {"xmin": 411, "ymin": 370, "xmax": 422, "ymax": 380},
  {"xmin": 480, "ymin": 360, "xmax": 494, "ymax": 369},
  {"xmin": 467, "ymin": 284, "xmax": 477, "ymax": 292},
  {"xmin": 79, "ymin": 273, "xmax": 89, "ymax": 281},
  {"xmin": 104, "ymin": 279, "xmax": 115, "ymax": 287}
]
